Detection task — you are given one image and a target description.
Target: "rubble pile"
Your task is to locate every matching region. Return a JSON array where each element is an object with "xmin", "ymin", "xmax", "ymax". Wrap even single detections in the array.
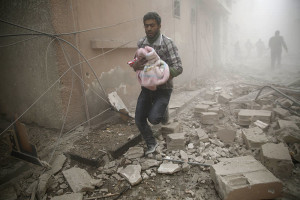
[{"xmin": 1, "ymin": 80, "xmax": 300, "ymax": 200}]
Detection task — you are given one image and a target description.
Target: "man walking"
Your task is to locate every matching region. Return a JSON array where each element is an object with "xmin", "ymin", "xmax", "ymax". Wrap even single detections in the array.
[
  {"xmin": 131, "ymin": 12, "xmax": 183, "ymax": 155},
  {"xmin": 269, "ymin": 30, "xmax": 288, "ymax": 69}
]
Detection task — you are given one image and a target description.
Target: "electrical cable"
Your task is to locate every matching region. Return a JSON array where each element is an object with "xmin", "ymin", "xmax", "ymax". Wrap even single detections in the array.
[{"xmin": 0, "ymin": 36, "xmax": 39, "ymax": 48}]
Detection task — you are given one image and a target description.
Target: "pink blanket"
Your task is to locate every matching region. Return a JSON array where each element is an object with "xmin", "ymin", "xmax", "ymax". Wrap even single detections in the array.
[{"xmin": 128, "ymin": 46, "xmax": 170, "ymax": 90}]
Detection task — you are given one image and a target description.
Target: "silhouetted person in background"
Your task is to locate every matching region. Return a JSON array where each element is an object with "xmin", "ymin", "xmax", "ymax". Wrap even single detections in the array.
[
  {"xmin": 255, "ymin": 38, "xmax": 266, "ymax": 58},
  {"xmin": 245, "ymin": 39, "xmax": 253, "ymax": 58},
  {"xmin": 269, "ymin": 30, "xmax": 288, "ymax": 69}
]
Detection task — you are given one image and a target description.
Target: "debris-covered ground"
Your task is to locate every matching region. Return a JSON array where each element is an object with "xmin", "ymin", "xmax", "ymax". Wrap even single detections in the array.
[{"xmin": 1, "ymin": 59, "xmax": 300, "ymax": 200}]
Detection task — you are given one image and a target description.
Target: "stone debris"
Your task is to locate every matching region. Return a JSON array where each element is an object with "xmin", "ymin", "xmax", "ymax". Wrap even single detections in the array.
[
  {"xmin": 210, "ymin": 156, "xmax": 283, "ymax": 200},
  {"xmin": 238, "ymin": 109, "xmax": 272, "ymax": 126},
  {"xmin": 48, "ymin": 154, "xmax": 67, "ymax": 175},
  {"xmin": 216, "ymin": 128, "xmax": 236, "ymax": 144},
  {"xmin": 196, "ymin": 128, "xmax": 209, "ymax": 142},
  {"xmin": 180, "ymin": 150, "xmax": 189, "ymax": 161},
  {"xmin": 117, "ymin": 165, "xmax": 142, "ymax": 186},
  {"xmin": 141, "ymin": 159, "xmax": 161, "ymax": 170},
  {"xmin": 291, "ymin": 143, "xmax": 300, "ymax": 162},
  {"xmin": 51, "ymin": 193, "xmax": 83, "ymax": 200},
  {"xmin": 194, "ymin": 104, "xmax": 210, "ymax": 114},
  {"xmin": 62, "ymin": 167, "xmax": 94, "ymax": 192},
  {"xmin": 276, "ymin": 127, "xmax": 300, "ymax": 144},
  {"xmin": 160, "ymin": 122, "xmax": 182, "ymax": 138},
  {"xmin": 166, "ymin": 132, "xmax": 186, "ymax": 151},
  {"xmin": 261, "ymin": 143, "xmax": 294, "ymax": 179},
  {"xmin": 108, "ymin": 91, "xmax": 131, "ymax": 120},
  {"xmin": 253, "ymin": 120, "xmax": 269, "ymax": 131},
  {"xmin": 200, "ymin": 112, "xmax": 219, "ymax": 125},
  {"xmin": 37, "ymin": 173, "xmax": 51, "ymax": 200},
  {"xmin": 208, "ymin": 105, "xmax": 224, "ymax": 118},
  {"xmin": 217, "ymin": 93, "xmax": 232, "ymax": 104},
  {"xmin": 158, "ymin": 163, "xmax": 181, "ymax": 174},
  {"xmin": 273, "ymin": 107, "xmax": 290, "ymax": 118},
  {"xmin": 277, "ymin": 120, "xmax": 299, "ymax": 130},
  {"xmin": 124, "ymin": 146, "xmax": 144, "ymax": 159},
  {"xmin": 242, "ymin": 127, "xmax": 269, "ymax": 149}
]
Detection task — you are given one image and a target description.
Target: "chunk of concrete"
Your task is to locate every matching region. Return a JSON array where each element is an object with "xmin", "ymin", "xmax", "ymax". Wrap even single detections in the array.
[
  {"xmin": 277, "ymin": 120, "xmax": 299, "ymax": 130},
  {"xmin": 261, "ymin": 143, "xmax": 294, "ymax": 179},
  {"xmin": 291, "ymin": 143, "xmax": 300, "ymax": 162},
  {"xmin": 141, "ymin": 159, "xmax": 161, "ymax": 170},
  {"xmin": 62, "ymin": 167, "xmax": 94, "ymax": 192},
  {"xmin": 108, "ymin": 91, "xmax": 131, "ymax": 120},
  {"xmin": 196, "ymin": 128, "xmax": 209, "ymax": 142},
  {"xmin": 124, "ymin": 147, "xmax": 144, "ymax": 159},
  {"xmin": 276, "ymin": 127, "xmax": 300, "ymax": 144},
  {"xmin": 160, "ymin": 122, "xmax": 182, "ymax": 138},
  {"xmin": 118, "ymin": 165, "xmax": 142, "ymax": 186},
  {"xmin": 51, "ymin": 193, "xmax": 83, "ymax": 200},
  {"xmin": 48, "ymin": 154, "xmax": 66, "ymax": 175},
  {"xmin": 238, "ymin": 109, "xmax": 272, "ymax": 126},
  {"xmin": 208, "ymin": 106, "xmax": 224, "ymax": 118},
  {"xmin": 194, "ymin": 104, "xmax": 210, "ymax": 114},
  {"xmin": 242, "ymin": 127, "xmax": 269, "ymax": 149},
  {"xmin": 217, "ymin": 128, "xmax": 236, "ymax": 144},
  {"xmin": 166, "ymin": 132, "xmax": 186, "ymax": 151},
  {"xmin": 253, "ymin": 120, "xmax": 269, "ymax": 131},
  {"xmin": 273, "ymin": 107, "xmax": 290, "ymax": 118},
  {"xmin": 180, "ymin": 150, "xmax": 189, "ymax": 161},
  {"xmin": 218, "ymin": 93, "xmax": 232, "ymax": 104},
  {"xmin": 210, "ymin": 156, "xmax": 282, "ymax": 200},
  {"xmin": 200, "ymin": 112, "xmax": 219, "ymax": 125},
  {"xmin": 37, "ymin": 173, "xmax": 51, "ymax": 200},
  {"xmin": 158, "ymin": 163, "xmax": 181, "ymax": 174}
]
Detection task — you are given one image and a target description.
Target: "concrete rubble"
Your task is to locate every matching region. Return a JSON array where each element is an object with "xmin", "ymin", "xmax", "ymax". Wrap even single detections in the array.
[
  {"xmin": 51, "ymin": 193, "xmax": 83, "ymax": 200},
  {"xmin": 62, "ymin": 167, "xmax": 95, "ymax": 192},
  {"xmin": 200, "ymin": 112, "xmax": 219, "ymax": 125},
  {"xmin": 210, "ymin": 156, "xmax": 283, "ymax": 200},
  {"xmin": 157, "ymin": 163, "xmax": 181, "ymax": 174},
  {"xmin": 160, "ymin": 122, "xmax": 182, "ymax": 138},
  {"xmin": 242, "ymin": 127, "xmax": 269, "ymax": 149},
  {"xmin": 238, "ymin": 109, "xmax": 272, "ymax": 125},
  {"xmin": 261, "ymin": 143, "xmax": 294, "ymax": 179},
  {"xmin": 124, "ymin": 146, "xmax": 144, "ymax": 159},
  {"xmin": 216, "ymin": 127, "xmax": 236, "ymax": 144},
  {"xmin": 117, "ymin": 165, "xmax": 142, "ymax": 186},
  {"xmin": 166, "ymin": 132, "xmax": 186, "ymax": 151}
]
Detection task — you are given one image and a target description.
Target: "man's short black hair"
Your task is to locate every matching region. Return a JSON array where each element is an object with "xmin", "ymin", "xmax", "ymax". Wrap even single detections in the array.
[{"xmin": 143, "ymin": 12, "xmax": 161, "ymax": 25}]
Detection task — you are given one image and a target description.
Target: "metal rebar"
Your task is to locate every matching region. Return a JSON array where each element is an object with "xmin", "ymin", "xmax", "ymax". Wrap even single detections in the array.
[{"xmin": 162, "ymin": 158, "xmax": 211, "ymax": 167}]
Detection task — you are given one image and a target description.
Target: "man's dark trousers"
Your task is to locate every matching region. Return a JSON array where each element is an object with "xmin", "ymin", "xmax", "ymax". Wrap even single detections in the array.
[{"xmin": 135, "ymin": 87, "xmax": 172, "ymax": 146}]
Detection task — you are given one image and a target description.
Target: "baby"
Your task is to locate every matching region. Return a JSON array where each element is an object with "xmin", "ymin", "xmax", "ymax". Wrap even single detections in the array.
[{"xmin": 128, "ymin": 46, "xmax": 169, "ymax": 91}]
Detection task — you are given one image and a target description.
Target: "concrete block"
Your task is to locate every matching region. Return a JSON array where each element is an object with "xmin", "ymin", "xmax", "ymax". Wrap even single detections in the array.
[
  {"xmin": 51, "ymin": 193, "xmax": 83, "ymax": 200},
  {"xmin": 261, "ymin": 143, "xmax": 294, "ymax": 179},
  {"xmin": 160, "ymin": 122, "xmax": 182, "ymax": 138},
  {"xmin": 273, "ymin": 107, "xmax": 290, "ymax": 118},
  {"xmin": 118, "ymin": 165, "xmax": 142, "ymax": 186},
  {"xmin": 242, "ymin": 127, "xmax": 269, "ymax": 149},
  {"xmin": 166, "ymin": 132, "xmax": 186, "ymax": 151},
  {"xmin": 196, "ymin": 128, "xmax": 209, "ymax": 142},
  {"xmin": 281, "ymin": 99, "xmax": 293, "ymax": 108},
  {"xmin": 158, "ymin": 163, "xmax": 181, "ymax": 174},
  {"xmin": 246, "ymin": 102, "xmax": 261, "ymax": 110},
  {"xmin": 210, "ymin": 156, "xmax": 282, "ymax": 200},
  {"xmin": 48, "ymin": 154, "xmax": 66, "ymax": 175},
  {"xmin": 108, "ymin": 92, "xmax": 131, "ymax": 120},
  {"xmin": 238, "ymin": 109, "xmax": 272, "ymax": 126},
  {"xmin": 217, "ymin": 128, "xmax": 236, "ymax": 144},
  {"xmin": 278, "ymin": 120, "xmax": 299, "ymax": 130},
  {"xmin": 203, "ymin": 90, "xmax": 215, "ymax": 100},
  {"xmin": 194, "ymin": 104, "xmax": 210, "ymax": 114},
  {"xmin": 253, "ymin": 120, "xmax": 269, "ymax": 131},
  {"xmin": 62, "ymin": 167, "xmax": 94, "ymax": 192},
  {"xmin": 208, "ymin": 106, "xmax": 224, "ymax": 118},
  {"xmin": 218, "ymin": 93, "xmax": 232, "ymax": 104},
  {"xmin": 277, "ymin": 127, "xmax": 300, "ymax": 144},
  {"xmin": 200, "ymin": 112, "xmax": 219, "ymax": 125}
]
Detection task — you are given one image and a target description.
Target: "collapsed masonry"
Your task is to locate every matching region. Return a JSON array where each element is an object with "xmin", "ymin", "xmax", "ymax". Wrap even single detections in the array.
[{"xmin": 5, "ymin": 84, "xmax": 300, "ymax": 200}]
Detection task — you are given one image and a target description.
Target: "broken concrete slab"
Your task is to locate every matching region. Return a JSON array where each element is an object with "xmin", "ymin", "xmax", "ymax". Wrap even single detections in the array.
[
  {"xmin": 217, "ymin": 128, "xmax": 236, "ymax": 144},
  {"xmin": 210, "ymin": 156, "xmax": 282, "ymax": 200},
  {"xmin": 261, "ymin": 143, "xmax": 294, "ymax": 179},
  {"xmin": 276, "ymin": 127, "xmax": 300, "ymax": 144},
  {"xmin": 62, "ymin": 167, "xmax": 94, "ymax": 192},
  {"xmin": 48, "ymin": 154, "xmax": 66, "ymax": 175},
  {"xmin": 218, "ymin": 93, "xmax": 232, "ymax": 104},
  {"xmin": 196, "ymin": 128, "xmax": 209, "ymax": 143},
  {"xmin": 50, "ymin": 193, "xmax": 83, "ymax": 200},
  {"xmin": 37, "ymin": 173, "xmax": 51, "ymax": 200},
  {"xmin": 273, "ymin": 107, "xmax": 290, "ymax": 118},
  {"xmin": 160, "ymin": 122, "xmax": 182, "ymax": 138},
  {"xmin": 238, "ymin": 109, "xmax": 272, "ymax": 126},
  {"xmin": 158, "ymin": 163, "xmax": 181, "ymax": 174},
  {"xmin": 141, "ymin": 159, "xmax": 161, "ymax": 170},
  {"xmin": 200, "ymin": 112, "xmax": 219, "ymax": 125},
  {"xmin": 242, "ymin": 127, "xmax": 269, "ymax": 149},
  {"xmin": 124, "ymin": 146, "xmax": 144, "ymax": 159},
  {"xmin": 108, "ymin": 91, "xmax": 132, "ymax": 120},
  {"xmin": 278, "ymin": 120, "xmax": 299, "ymax": 130},
  {"xmin": 166, "ymin": 132, "xmax": 186, "ymax": 151},
  {"xmin": 180, "ymin": 150, "xmax": 189, "ymax": 162},
  {"xmin": 253, "ymin": 120, "xmax": 269, "ymax": 131},
  {"xmin": 208, "ymin": 106, "xmax": 224, "ymax": 118},
  {"xmin": 194, "ymin": 104, "xmax": 210, "ymax": 114},
  {"xmin": 117, "ymin": 165, "xmax": 142, "ymax": 186}
]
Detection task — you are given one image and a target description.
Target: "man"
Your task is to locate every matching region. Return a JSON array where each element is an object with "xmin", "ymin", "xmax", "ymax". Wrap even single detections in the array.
[
  {"xmin": 131, "ymin": 12, "xmax": 183, "ymax": 155},
  {"xmin": 269, "ymin": 30, "xmax": 288, "ymax": 69}
]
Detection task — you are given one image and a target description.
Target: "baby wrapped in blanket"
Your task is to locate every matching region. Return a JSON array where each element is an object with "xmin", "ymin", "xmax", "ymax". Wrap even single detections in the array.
[{"xmin": 128, "ymin": 46, "xmax": 170, "ymax": 91}]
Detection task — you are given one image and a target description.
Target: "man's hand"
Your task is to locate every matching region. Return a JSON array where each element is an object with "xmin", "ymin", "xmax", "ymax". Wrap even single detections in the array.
[{"xmin": 132, "ymin": 58, "xmax": 147, "ymax": 71}]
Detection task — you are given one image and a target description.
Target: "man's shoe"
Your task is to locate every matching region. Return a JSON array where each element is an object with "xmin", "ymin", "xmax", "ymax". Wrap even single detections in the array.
[
  {"xmin": 145, "ymin": 143, "xmax": 159, "ymax": 155},
  {"xmin": 161, "ymin": 106, "xmax": 169, "ymax": 125}
]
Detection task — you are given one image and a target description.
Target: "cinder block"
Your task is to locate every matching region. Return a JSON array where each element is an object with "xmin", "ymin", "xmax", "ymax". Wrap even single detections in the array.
[
  {"xmin": 218, "ymin": 93, "xmax": 232, "ymax": 104},
  {"xmin": 277, "ymin": 120, "xmax": 299, "ymax": 130},
  {"xmin": 200, "ymin": 112, "xmax": 219, "ymax": 125},
  {"xmin": 217, "ymin": 128, "xmax": 236, "ymax": 144},
  {"xmin": 166, "ymin": 132, "xmax": 186, "ymax": 151},
  {"xmin": 238, "ymin": 109, "xmax": 272, "ymax": 126},
  {"xmin": 253, "ymin": 120, "xmax": 269, "ymax": 131},
  {"xmin": 210, "ymin": 156, "xmax": 282, "ymax": 200},
  {"xmin": 160, "ymin": 122, "xmax": 182, "ymax": 138},
  {"xmin": 273, "ymin": 107, "xmax": 290, "ymax": 118},
  {"xmin": 208, "ymin": 106, "xmax": 224, "ymax": 119},
  {"xmin": 194, "ymin": 104, "xmax": 210, "ymax": 114},
  {"xmin": 261, "ymin": 143, "xmax": 294, "ymax": 179},
  {"xmin": 242, "ymin": 127, "xmax": 269, "ymax": 149}
]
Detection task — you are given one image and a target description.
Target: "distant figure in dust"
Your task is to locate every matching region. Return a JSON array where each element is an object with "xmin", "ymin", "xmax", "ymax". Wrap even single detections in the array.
[
  {"xmin": 268, "ymin": 30, "xmax": 288, "ymax": 69},
  {"xmin": 234, "ymin": 41, "xmax": 242, "ymax": 60},
  {"xmin": 255, "ymin": 39, "xmax": 266, "ymax": 58},
  {"xmin": 245, "ymin": 39, "xmax": 253, "ymax": 58}
]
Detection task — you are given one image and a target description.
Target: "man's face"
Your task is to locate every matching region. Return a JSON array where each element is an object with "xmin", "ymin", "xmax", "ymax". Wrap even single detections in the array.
[{"xmin": 144, "ymin": 19, "xmax": 161, "ymax": 38}]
